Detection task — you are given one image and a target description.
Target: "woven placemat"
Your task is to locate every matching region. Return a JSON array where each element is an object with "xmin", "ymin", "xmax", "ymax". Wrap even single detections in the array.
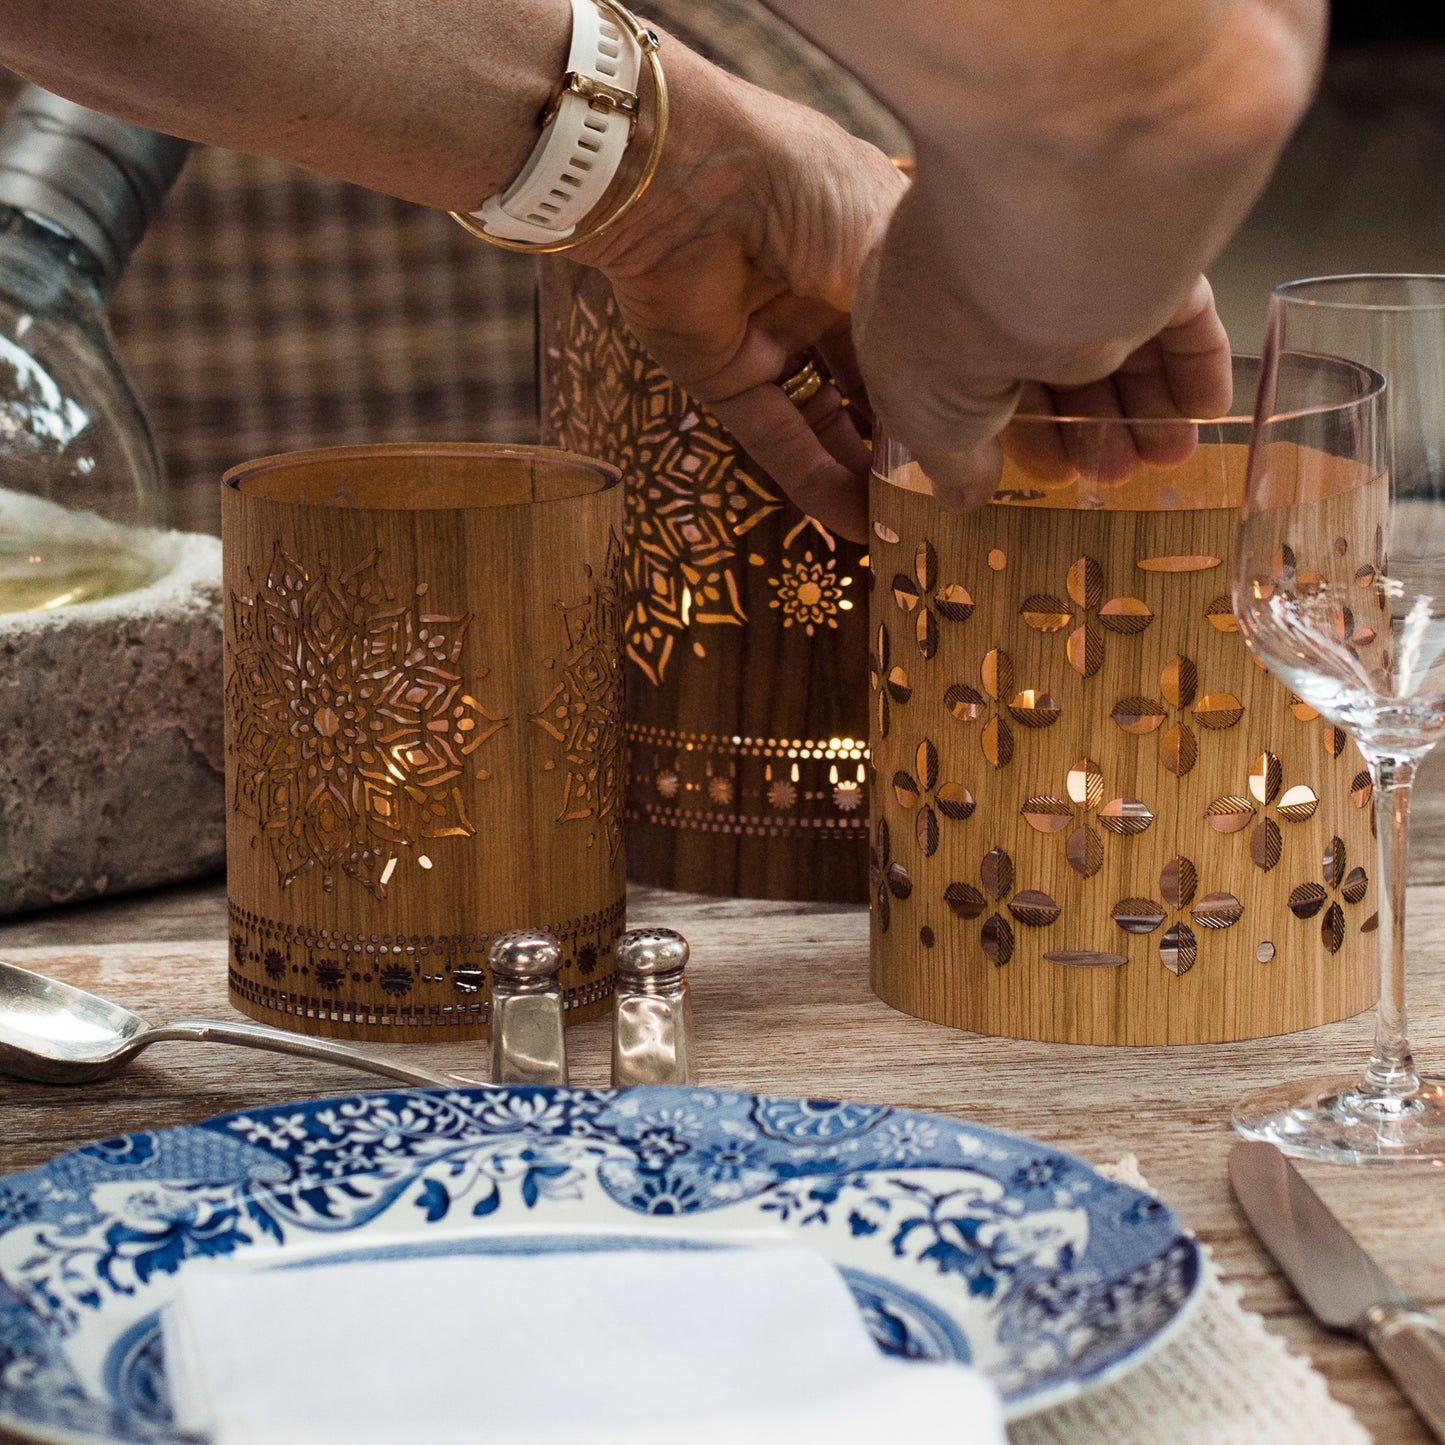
[{"xmin": 1012, "ymin": 1157, "xmax": 1368, "ymax": 1445}]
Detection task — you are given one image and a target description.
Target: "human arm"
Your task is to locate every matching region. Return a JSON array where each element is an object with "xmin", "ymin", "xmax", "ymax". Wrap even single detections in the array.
[
  {"xmin": 766, "ymin": 0, "xmax": 1327, "ymax": 504},
  {"xmin": 0, "ymin": 0, "xmax": 903, "ymax": 538}
]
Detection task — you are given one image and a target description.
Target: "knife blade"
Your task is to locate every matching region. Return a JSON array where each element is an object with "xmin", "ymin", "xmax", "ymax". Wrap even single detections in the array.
[{"xmin": 1230, "ymin": 1139, "xmax": 1445, "ymax": 1441}]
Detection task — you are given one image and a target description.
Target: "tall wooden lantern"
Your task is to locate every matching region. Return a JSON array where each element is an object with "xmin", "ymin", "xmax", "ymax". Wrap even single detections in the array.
[{"xmin": 539, "ymin": 261, "xmax": 870, "ymax": 901}]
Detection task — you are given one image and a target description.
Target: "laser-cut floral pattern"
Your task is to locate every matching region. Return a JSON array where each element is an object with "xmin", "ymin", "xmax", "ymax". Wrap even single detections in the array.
[
  {"xmin": 944, "ymin": 648, "xmax": 1059, "ymax": 770},
  {"xmin": 1283, "ymin": 693, "xmax": 1350, "ymax": 763},
  {"xmin": 1205, "ymin": 751, "xmax": 1318, "ymax": 875},
  {"xmin": 870, "ymin": 622, "xmax": 913, "ymax": 741},
  {"xmin": 891, "ymin": 738, "xmax": 976, "ymax": 857},
  {"xmin": 870, "ymin": 818, "xmax": 913, "ymax": 934},
  {"xmin": 943, "ymin": 847, "xmax": 1059, "ymax": 966},
  {"xmin": 891, "ymin": 540, "xmax": 974, "ymax": 659},
  {"xmin": 1021, "ymin": 758, "xmax": 1155, "ymax": 879},
  {"xmin": 1288, "ymin": 835, "xmax": 1373, "ymax": 954},
  {"xmin": 1110, "ymin": 655, "xmax": 1242, "ymax": 778},
  {"xmin": 228, "ymin": 544, "xmax": 506, "ymax": 898},
  {"xmin": 1021, "ymin": 556, "xmax": 1153, "ymax": 677},
  {"xmin": 1110, "ymin": 856, "xmax": 1243, "ymax": 976}
]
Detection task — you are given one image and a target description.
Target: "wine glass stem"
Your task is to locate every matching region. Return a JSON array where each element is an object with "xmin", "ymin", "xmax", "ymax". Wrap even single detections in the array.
[{"xmin": 1361, "ymin": 751, "xmax": 1421, "ymax": 1099}]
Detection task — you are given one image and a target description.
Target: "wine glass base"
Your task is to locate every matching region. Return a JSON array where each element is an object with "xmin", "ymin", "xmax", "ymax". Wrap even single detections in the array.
[{"xmin": 1233, "ymin": 1074, "xmax": 1445, "ymax": 1164}]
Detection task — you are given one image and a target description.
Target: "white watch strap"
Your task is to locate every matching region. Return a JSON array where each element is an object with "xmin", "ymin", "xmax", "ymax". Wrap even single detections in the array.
[{"xmin": 471, "ymin": 0, "xmax": 641, "ymax": 245}]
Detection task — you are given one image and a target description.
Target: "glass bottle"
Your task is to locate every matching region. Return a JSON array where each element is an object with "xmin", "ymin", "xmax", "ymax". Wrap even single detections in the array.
[{"xmin": 0, "ymin": 85, "xmax": 188, "ymax": 614}]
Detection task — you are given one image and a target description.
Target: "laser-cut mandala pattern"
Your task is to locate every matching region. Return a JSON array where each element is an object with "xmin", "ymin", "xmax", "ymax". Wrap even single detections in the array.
[
  {"xmin": 530, "ymin": 531, "xmax": 627, "ymax": 861},
  {"xmin": 769, "ymin": 549, "xmax": 854, "ymax": 636},
  {"xmin": 228, "ymin": 544, "xmax": 506, "ymax": 898},
  {"xmin": 544, "ymin": 285, "xmax": 783, "ymax": 687}
]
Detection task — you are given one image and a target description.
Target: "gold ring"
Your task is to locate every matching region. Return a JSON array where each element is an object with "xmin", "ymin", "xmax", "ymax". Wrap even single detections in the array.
[{"xmin": 780, "ymin": 358, "xmax": 825, "ymax": 407}]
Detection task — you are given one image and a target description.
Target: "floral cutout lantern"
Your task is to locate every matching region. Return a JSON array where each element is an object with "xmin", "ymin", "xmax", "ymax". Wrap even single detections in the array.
[{"xmin": 868, "ymin": 385, "xmax": 1379, "ymax": 1046}]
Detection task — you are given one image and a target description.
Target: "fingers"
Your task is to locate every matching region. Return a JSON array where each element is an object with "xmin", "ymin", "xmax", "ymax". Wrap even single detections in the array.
[
  {"xmin": 1003, "ymin": 277, "xmax": 1231, "ymax": 485},
  {"xmin": 812, "ymin": 325, "xmax": 875, "ymax": 437},
  {"xmin": 998, "ymin": 383, "xmax": 1077, "ymax": 486},
  {"xmin": 1155, "ymin": 275, "xmax": 1234, "ymax": 418},
  {"xmin": 707, "ymin": 376, "xmax": 869, "ymax": 542},
  {"xmin": 855, "ymin": 190, "xmax": 1234, "ymax": 504},
  {"xmin": 914, "ymin": 437, "xmax": 1006, "ymax": 513},
  {"xmin": 1039, "ymin": 377, "xmax": 1143, "ymax": 485}
]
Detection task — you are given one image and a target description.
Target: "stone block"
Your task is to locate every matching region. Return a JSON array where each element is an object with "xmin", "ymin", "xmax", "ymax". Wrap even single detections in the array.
[{"xmin": 0, "ymin": 531, "xmax": 223, "ymax": 914}]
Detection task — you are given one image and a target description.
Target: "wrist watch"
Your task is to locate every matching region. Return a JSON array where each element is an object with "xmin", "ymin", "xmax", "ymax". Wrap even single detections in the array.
[{"xmin": 467, "ymin": 0, "xmax": 644, "ymax": 245}]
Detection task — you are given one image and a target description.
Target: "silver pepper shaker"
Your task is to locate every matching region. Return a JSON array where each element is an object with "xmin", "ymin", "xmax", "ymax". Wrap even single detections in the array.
[
  {"xmin": 488, "ymin": 931, "xmax": 568, "ymax": 1085},
  {"xmin": 612, "ymin": 928, "xmax": 693, "ymax": 1088}
]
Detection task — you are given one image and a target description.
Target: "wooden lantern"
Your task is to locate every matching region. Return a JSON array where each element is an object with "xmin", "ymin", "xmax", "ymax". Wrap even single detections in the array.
[
  {"xmin": 868, "ymin": 426, "xmax": 1380, "ymax": 1045},
  {"xmin": 221, "ymin": 444, "xmax": 626, "ymax": 1041},
  {"xmin": 538, "ymin": 260, "xmax": 870, "ymax": 902}
]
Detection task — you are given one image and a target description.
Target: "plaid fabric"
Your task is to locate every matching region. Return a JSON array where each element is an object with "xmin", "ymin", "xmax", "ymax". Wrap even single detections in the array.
[
  {"xmin": 2, "ymin": 3, "xmax": 902, "ymax": 537},
  {"xmin": 108, "ymin": 157, "xmax": 541, "ymax": 535}
]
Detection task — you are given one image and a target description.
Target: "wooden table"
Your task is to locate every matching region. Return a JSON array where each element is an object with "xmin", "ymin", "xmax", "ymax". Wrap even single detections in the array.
[{"xmin": 3, "ymin": 860, "xmax": 1445, "ymax": 1443}]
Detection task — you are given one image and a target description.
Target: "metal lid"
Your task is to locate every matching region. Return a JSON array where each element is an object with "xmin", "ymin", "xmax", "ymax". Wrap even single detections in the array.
[
  {"xmin": 0, "ymin": 85, "xmax": 188, "ymax": 287},
  {"xmin": 615, "ymin": 927, "xmax": 689, "ymax": 981},
  {"xmin": 488, "ymin": 931, "xmax": 564, "ymax": 985}
]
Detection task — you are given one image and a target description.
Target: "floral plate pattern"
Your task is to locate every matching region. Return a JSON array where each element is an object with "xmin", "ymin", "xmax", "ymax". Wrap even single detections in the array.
[{"xmin": 0, "ymin": 1086, "xmax": 1201, "ymax": 1442}]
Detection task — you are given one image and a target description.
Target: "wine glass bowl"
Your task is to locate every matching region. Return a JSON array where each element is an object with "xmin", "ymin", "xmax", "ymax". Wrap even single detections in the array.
[{"xmin": 1233, "ymin": 275, "xmax": 1445, "ymax": 1163}]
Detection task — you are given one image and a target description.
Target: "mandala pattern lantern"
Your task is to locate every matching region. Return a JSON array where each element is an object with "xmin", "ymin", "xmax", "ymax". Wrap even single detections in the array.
[
  {"xmin": 222, "ymin": 444, "xmax": 626, "ymax": 1042},
  {"xmin": 538, "ymin": 259, "xmax": 870, "ymax": 901},
  {"xmin": 868, "ymin": 361, "xmax": 1379, "ymax": 1044}
]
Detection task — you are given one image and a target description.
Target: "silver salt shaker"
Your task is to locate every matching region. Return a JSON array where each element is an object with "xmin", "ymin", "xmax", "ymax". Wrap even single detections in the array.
[
  {"xmin": 612, "ymin": 928, "xmax": 693, "ymax": 1088},
  {"xmin": 488, "ymin": 931, "xmax": 568, "ymax": 1085}
]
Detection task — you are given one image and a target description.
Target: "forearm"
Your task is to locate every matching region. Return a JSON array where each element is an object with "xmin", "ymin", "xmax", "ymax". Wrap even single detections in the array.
[
  {"xmin": 769, "ymin": 0, "xmax": 1326, "ymax": 382},
  {"xmin": 0, "ymin": 0, "xmax": 575, "ymax": 209}
]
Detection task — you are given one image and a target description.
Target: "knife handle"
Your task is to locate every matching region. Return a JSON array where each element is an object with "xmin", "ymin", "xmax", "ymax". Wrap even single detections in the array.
[{"xmin": 1364, "ymin": 1301, "xmax": 1445, "ymax": 1442}]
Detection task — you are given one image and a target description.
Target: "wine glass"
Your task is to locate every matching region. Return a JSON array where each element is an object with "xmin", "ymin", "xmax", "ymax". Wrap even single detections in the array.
[{"xmin": 1233, "ymin": 274, "xmax": 1445, "ymax": 1163}]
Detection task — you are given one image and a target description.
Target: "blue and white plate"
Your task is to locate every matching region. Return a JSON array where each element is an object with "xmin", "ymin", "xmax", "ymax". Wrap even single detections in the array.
[{"xmin": 0, "ymin": 1085, "xmax": 1201, "ymax": 1441}]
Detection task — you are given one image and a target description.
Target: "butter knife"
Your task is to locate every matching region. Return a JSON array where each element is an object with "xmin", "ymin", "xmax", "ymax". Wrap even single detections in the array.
[{"xmin": 1230, "ymin": 1139, "xmax": 1445, "ymax": 1441}]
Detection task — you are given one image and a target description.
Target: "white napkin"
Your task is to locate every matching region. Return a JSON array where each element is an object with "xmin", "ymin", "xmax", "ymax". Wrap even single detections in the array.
[{"xmin": 162, "ymin": 1242, "xmax": 1005, "ymax": 1445}]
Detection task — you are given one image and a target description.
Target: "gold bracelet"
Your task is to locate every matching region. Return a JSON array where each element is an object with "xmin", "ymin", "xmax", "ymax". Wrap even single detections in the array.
[{"xmin": 449, "ymin": 0, "xmax": 668, "ymax": 255}]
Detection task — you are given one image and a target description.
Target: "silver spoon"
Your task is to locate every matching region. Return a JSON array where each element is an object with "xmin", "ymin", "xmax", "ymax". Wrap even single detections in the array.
[{"xmin": 0, "ymin": 957, "xmax": 484, "ymax": 1087}]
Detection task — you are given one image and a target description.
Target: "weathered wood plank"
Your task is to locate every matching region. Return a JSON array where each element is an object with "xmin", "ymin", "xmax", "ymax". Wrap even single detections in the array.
[{"xmin": 4, "ymin": 878, "xmax": 1445, "ymax": 1441}]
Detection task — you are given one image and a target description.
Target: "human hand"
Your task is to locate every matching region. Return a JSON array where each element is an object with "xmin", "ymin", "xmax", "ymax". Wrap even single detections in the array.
[
  {"xmin": 998, "ymin": 277, "xmax": 1235, "ymax": 489},
  {"xmin": 854, "ymin": 209, "xmax": 1234, "ymax": 510},
  {"xmin": 768, "ymin": 0, "xmax": 1318, "ymax": 512},
  {"xmin": 574, "ymin": 37, "xmax": 906, "ymax": 543}
]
